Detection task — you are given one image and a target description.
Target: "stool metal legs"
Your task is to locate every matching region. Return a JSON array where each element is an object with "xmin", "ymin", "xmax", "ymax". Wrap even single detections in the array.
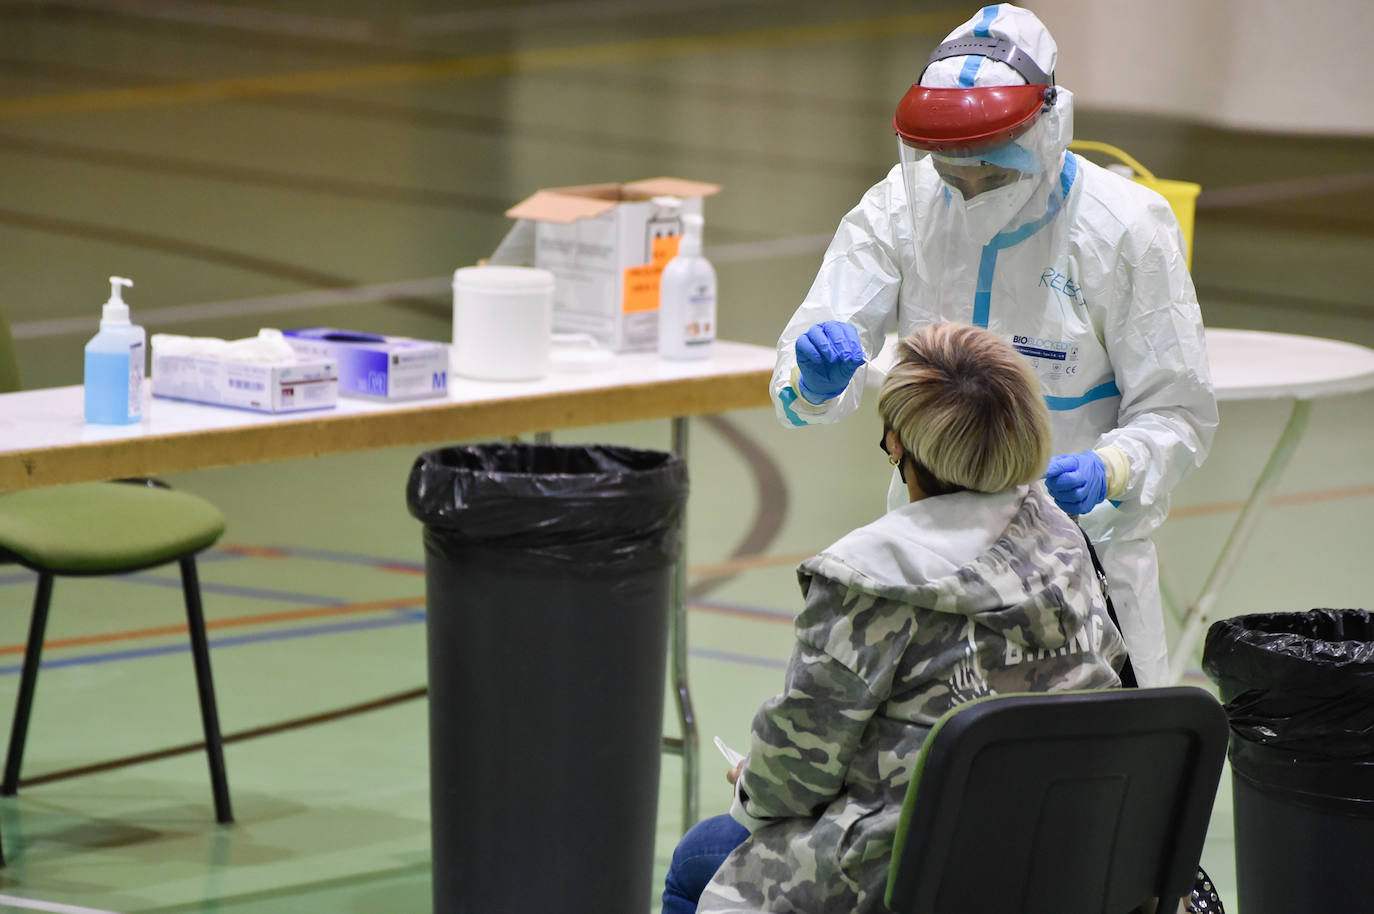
[
  {"xmin": 1, "ymin": 558, "xmax": 233, "ymax": 823},
  {"xmin": 2, "ymin": 571, "xmax": 53, "ymax": 796}
]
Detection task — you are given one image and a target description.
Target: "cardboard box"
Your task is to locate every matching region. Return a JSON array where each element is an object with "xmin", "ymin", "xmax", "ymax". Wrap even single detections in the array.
[
  {"xmin": 152, "ymin": 352, "xmax": 337, "ymax": 413},
  {"xmin": 503, "ymin": 176, "xmax": 721, "ymax": 352},
  {"xmin": 282, "ymin": 328, "xmax": 448, "ymax": 400}
]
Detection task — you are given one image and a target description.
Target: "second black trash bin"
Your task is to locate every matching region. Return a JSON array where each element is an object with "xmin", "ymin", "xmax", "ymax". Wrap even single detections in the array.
[
  {"xmin": 407, "ymin": 443, "xmax": 688, "ymax": 914},
  {"xmin": 1203, "ymin": 608, "xmax": 1374, "ymax": 914}
]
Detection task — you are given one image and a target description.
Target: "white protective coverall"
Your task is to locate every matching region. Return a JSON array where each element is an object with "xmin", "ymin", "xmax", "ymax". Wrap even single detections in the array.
[{"xmin": 770, "ymin": 4, "xmax": 1217, "ymax": 686}]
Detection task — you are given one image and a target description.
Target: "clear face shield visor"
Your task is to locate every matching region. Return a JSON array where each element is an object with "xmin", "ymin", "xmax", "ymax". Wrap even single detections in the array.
[
  {"xmin": 895, "ymin": 87, "xmax": 1050, "ymax": 246},
  {"xmin": 893, "ymin": 79, "xmax": 1051, "ymax": 195},
  {"xmin": 899, "ymin": 135, "xmax": 1037, "ymax": 201}
]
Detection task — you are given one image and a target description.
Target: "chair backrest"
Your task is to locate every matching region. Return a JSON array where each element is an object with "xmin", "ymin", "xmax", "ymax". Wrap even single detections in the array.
[
  {"xmin": 0, "ymin": 303, "xmax": 20, "ymax": 393},
  {"xmin": 885, "ymin": 686, "xmax": 1229, "ymax": 914}
]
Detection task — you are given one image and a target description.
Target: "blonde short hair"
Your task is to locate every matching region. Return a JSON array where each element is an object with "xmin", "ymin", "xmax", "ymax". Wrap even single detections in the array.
[{"xmin": 877, "ymin": 323, "xmax": 1051, "ymax": 493}]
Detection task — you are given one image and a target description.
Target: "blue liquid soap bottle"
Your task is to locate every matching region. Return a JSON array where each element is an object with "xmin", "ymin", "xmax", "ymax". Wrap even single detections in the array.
[
  {"xmin": 83, "ymin": 276, "xmax": 145, "ymax": 424},
  {"xmin": 657, "ymin": 213, "xmax": 716, "ymax": 360}
]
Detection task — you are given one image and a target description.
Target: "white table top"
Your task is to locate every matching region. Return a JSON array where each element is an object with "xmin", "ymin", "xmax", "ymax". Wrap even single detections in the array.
[
  {"xmin": 7, "ymin": 327, "xmax": 1373, "ymax": 491},
  {"xmin": 0, "ymin": 340, "xmax": 777, "ymax": 490},
  {"xmin": 1204, "ymin": 328, "xmax": 1374, "ymax": 401},
  {"xmin": 869, "ymin": 327, "xmax": 1374, "ymax": 402}
]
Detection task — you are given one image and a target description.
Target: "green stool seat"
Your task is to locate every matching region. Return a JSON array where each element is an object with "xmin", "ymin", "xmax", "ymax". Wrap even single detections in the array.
[
  {"xmin": 0, "ymin": 483, "xmax": 225, "ymax": 574},
  {"xmin": 0, "ymin": 481, "xmax": 234, "ymax": 844},
  {"xmin": 0, "ymin": 303, "xmax": 233, "ymax": 866}
]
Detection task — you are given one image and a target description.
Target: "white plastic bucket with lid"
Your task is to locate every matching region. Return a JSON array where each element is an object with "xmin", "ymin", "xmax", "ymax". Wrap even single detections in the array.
[{"xmin": 451, "ymin": 265, "xmax": 555, "ymax": 381}]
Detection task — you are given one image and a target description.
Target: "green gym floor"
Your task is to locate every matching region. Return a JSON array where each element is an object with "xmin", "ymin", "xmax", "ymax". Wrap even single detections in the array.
[{"xmin": 2, "ymin": 1, "xmax": 1372, "ymax": 911}]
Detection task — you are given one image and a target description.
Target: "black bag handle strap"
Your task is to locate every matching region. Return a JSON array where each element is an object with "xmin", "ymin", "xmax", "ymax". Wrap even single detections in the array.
[
  {"xmin": 1076, "ymin": 528, "xmax": 1223, "ymax": 913},
  {"xmin": 1077, "ymin": 523, "xmax": 1138, "ymax": 688}
]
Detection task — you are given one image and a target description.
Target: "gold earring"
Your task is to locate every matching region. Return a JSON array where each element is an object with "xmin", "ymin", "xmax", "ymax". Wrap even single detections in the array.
[{"xmin": 888, "ymin": 454, "xmax": 901, "ymax": 467}]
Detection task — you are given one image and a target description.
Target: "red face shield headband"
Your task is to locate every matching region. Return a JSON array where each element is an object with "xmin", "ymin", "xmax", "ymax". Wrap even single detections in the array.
[{"xmin": 892, "ymin": 34, "xmax": 1057, "ymax": 156}]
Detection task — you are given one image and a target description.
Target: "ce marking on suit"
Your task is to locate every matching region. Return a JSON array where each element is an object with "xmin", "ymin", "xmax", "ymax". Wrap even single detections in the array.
[{"xmin": 1011, "ymin": 335, "xmax": 1080, "ymax": 379}]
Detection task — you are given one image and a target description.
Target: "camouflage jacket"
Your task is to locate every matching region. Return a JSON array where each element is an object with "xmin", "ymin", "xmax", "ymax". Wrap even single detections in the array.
[{"xmin": 699, "ymin": 484, "xmax": 1126, "ymax": 914}]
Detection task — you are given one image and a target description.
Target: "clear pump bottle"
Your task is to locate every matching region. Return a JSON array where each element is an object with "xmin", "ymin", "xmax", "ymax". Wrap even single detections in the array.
[
  {"xmin": 83, "ymin": 276, "xmax": 145, "ymax": 424},
  {"xmin": 657, "ymin": 213, "xmax": 716, "ymax": 360}
]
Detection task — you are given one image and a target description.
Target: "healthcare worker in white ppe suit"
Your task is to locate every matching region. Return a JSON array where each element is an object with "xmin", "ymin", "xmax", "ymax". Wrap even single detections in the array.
[{"xmin": 771, "ymin": 3, "xmax": 1217, "ymax": 686}]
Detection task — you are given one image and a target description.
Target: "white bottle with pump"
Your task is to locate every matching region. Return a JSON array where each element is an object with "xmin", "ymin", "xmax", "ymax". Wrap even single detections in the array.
[
  {"xmin": 83, "ymin": 276, "xmax": 145, "ymax": 424},
  {"xmin": 657, "ymin": 213, "xmax": 716, "ymax": 360}
]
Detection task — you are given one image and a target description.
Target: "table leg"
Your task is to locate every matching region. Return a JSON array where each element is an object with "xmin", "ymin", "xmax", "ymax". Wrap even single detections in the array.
[
  {"xmin": 1159, "ymin": 562, "xmax": 1185, "ymax": 628},
  {"xmin": 537, "ymin": 422, "xmax": 697, "ymax": 828},
  {"xmin": 1168, "ymin": 397, "xmax": 1311, "ymax": 683},
  {"xmin": 662, "ymin": 416, "xmax": 699, "ymax": 832}
]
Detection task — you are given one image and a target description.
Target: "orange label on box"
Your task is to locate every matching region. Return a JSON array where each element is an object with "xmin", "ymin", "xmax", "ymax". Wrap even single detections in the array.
[{"xmin": 622, "ymin": 234, "xmax": 681, "ymax": 313}]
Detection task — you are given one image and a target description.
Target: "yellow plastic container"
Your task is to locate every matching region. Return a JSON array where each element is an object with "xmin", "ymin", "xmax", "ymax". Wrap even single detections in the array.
[{"xmin": 1069, "ymin": 140, "xmax": 1201, "ymax": 269}]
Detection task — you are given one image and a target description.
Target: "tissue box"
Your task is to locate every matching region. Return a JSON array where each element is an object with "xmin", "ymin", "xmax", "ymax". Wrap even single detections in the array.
[
  {"xmin": 152, "ymin": 353, "xmax": 338, "ymax": 413},
  {"xmin": 501, "ymin": 176, "xmax": 721, "ymax": 352},
  {"xmin": 282, "ymin": 328, "xmax": 448, "ymax": 400}
]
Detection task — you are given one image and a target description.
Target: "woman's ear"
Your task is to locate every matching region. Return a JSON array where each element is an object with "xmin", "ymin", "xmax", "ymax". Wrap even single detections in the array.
[{"xmin": 885, "ymin": 428, "xmax": 905, "ymax": 464}]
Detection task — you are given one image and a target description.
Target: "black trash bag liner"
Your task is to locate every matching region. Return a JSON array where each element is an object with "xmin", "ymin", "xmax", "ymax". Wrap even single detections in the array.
[
  {"xmin": 407, "ymin": 442, "xmax": 689, "ymax": 914},
  {"xmin": 1203, "ymin": 608, "xmax": 1374, "ymax": 800},
  {"xmin": 406, "ymin": 442, "xmax": 688, "ymax": 574}
]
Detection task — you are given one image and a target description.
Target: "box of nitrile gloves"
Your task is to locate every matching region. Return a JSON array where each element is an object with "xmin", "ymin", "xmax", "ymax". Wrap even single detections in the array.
[
  {"xmin": 282, "ymin": 328, "xmax": 449, "ymax": 400},
  {"xmin": 151, "ymin": 351, "xmax": 337, "ymax": 413}
]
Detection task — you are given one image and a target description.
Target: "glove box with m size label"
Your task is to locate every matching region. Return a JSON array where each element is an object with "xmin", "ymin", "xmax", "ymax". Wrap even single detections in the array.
[{"xmin": 283, "ymin": 328, "xmax": 448, "ymax": 400}]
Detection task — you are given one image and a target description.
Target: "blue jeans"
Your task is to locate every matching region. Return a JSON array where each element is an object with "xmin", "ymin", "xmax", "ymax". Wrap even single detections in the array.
[{"xmin": 661, "ymin": 813, "xmax": 750, "ymax": 914}]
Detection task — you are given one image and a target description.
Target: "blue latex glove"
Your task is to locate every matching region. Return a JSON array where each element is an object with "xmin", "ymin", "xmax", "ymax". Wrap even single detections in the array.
[
  {"xmin": 795, "ymin": 321, "xmax": 866, "ymax": 404},
  {"xmin": 1044, "ymin": 451, "xmax": 1108, "ymax": 516}
]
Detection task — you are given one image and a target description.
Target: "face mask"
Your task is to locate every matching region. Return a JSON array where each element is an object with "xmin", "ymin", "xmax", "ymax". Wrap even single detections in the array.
[{"xmin": 946, "ymin": 175, "xmax": 1037, "ymax": 245}]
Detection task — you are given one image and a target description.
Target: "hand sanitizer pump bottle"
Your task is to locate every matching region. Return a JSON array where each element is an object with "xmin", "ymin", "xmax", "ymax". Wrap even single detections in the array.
[
  {"xmin": 83, "ymin": 276, "xmax": 145, "ymax": 424},
  {"xmin": 657, "ymin": 213, "xmax": 716, "ymax": 360}
]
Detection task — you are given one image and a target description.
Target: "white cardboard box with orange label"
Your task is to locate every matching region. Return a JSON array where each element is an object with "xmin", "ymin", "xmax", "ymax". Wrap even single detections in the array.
[{"xmin": 496, "ymin": 177, "xmax": 721, "ymax": 352}]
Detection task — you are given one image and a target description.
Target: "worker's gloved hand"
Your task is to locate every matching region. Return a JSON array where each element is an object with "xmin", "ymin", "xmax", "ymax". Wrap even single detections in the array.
[
  {"xmin": 795, "ymin": 321, "xmax": 866, "ymax": 404},
  {"xmin": 1045, "ymin": 451, "xmax": 1108, "ymax": 515}
]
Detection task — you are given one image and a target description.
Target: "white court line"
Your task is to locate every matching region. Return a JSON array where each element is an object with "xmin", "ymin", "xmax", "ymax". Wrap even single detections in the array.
[
  {"xmin": 705, "ymin": 233, "xmax": 833, "ymax": 264},
  {"xmin": 1197, "ymin": 170, "xmax": 1374, "ymax": 208},
  {"xmin": 11, "ymin": 277, "xmax": 451, "ymax": 341},
  {"xmin": 10, "ymin": 236, "xmax": 834, "ymax": 340},
  {"xmin": 0, "ymin": 894, "xmax": 124, "ymax": 914}
]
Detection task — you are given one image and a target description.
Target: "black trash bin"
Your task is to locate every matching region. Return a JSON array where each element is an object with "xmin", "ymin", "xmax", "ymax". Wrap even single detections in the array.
[
  {"xmin": 1202, "ymin": 608, "xmax": 1374, "ymax": 914},
  {"xmin": 407, "ymin": 443, "xmax": 688, "ymax": 914}
]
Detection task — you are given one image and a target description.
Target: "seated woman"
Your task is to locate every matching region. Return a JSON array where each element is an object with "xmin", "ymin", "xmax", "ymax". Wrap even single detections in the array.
[{"xmin": 663, "ymin": 322, "xmax": 1128, "ymax": 914}]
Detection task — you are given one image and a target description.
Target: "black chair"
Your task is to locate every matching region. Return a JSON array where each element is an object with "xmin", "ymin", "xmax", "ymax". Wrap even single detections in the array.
[{"xmin": 885, "ymin": 687, "xmax": 1228, "ymax": 914}]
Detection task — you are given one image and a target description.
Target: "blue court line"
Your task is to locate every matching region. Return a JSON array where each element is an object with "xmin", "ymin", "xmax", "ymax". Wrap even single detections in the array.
[
  {"xmin": 196, "ymin": 549, "xmax": 252, "ymax": 564},
  {"xmin": 0, "ymin": 570, "xmax": 348, "ymax": 607},
  {"xmin": 691, "ymin": 599, "xmax": 797, "ymax": 623},
  {"xmin": 0, "ymin": 608, "xmax": 426, "ymax": 676},
  {"xmin": 0, "ymin": 597, "xmax": 789, "ymax": 676},
  {"xmin": 221, "ymin": 544, "xmax": 424, "ymax": 572},
  {"xmin": 119, "ymin": 575, "xmax": 351, "ymax": 606},
  {"xmin": 688, "ymin": 647, "xmax": 789, "ymax": 671}
]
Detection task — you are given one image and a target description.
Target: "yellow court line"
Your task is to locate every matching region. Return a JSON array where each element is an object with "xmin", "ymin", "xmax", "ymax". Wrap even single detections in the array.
[{"xmin": 0, "ymin": 12, "xmax": 957, "ymax": 119}]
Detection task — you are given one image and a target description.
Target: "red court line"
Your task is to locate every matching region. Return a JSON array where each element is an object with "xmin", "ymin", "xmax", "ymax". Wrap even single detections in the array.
[
  {"xmin": 0, "ymin": 596, "xmax": 423, "ymax": 656},
  {"xmin": 209, "ymin": 476, "xmax": 1374, "ymax": 579},
  {"xmin": 375, "ymin": 562, "xmax": 425, "ymax": 575},
  {"xmin": 43, "ymin": 474, "xmax": 1357, "ymax": 658},
  {"xmin": 1168, "ymin": 482, "xmax": 1374, "ymax": 520},
  {"xmin": 216, "ymin": 544, "xmax": 292, "ymax": 558}
]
